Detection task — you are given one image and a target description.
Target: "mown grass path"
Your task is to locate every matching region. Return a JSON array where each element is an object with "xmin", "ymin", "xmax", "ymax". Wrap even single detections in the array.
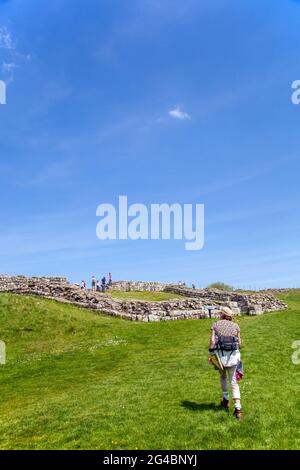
[{"xmin": 0, "ymin": 292, "xmax": 299, "ymax": 449}]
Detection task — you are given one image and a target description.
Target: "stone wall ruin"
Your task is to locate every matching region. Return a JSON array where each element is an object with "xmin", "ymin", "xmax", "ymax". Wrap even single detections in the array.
[{"xmin": 0, "ymin": 275, "xmax": 287, "ymax": 322}]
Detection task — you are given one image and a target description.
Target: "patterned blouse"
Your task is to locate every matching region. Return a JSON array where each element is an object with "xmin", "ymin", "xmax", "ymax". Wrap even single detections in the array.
[
  {"xmin": 212, "ymin": 319, "xmax": 240, "ymax": 339},
  {"xmin": 212, "ymin": 319, "xmax": 241, "ymax": 366}
]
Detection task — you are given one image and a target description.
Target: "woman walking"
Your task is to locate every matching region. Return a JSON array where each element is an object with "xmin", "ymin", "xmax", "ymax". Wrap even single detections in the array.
[{"xmin": 209, "ymin": 307, "xmax": 243, "ymax": 420}]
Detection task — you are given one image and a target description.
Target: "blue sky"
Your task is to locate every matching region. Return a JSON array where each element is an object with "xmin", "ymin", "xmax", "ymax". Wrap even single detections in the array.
[{"xmin": 0, "ymin": 0, "xmax": 300, "ymax": 288}]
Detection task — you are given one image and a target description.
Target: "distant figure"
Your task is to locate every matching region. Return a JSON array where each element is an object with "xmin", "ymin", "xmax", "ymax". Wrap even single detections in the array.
[
  {"xmin": 192, "ymin": 284, "xmax": 196, "ymax": 290},
  {"xmin": 96, "ymin": 280, "xmax": 101, "ymax": 292},
  {"xmin": 178, "ymin": 281, "xmax": 182, "ymax": 286},
  {"xmin": 101, "ymin": 276, "xmax": 106, "ymax": 293},
  {"xmin": 81, "ymin": 280, "xmax": 86, "ymax": 290},
  {"xmin": 91, "ymin": 276, "xmax": 96, "ymax": 292},
  {"xmin": 108, "ymin": 272, "xmax": 113, "ymax": 285}
]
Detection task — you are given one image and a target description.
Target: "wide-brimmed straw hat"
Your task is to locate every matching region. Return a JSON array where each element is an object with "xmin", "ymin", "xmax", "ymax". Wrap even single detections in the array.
[{"xmin": 220, "ymin": 306, "xmax": 234, "ymax": 319}]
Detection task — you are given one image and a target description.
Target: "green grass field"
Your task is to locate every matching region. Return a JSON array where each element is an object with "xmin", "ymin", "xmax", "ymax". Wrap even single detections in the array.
[{"xmin": 0, "ymin": 291, "xmax": 299, "ymax": 450}]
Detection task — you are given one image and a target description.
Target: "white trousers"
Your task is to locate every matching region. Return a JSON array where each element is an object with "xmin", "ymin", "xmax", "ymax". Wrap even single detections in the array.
[{"xmin": 219, "ymin": 365, "xmax": 241, "ymax": 400}]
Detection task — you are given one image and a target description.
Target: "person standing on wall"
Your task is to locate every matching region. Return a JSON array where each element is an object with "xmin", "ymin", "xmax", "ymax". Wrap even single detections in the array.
[{"xmin": 208, "ymin": 307, "xmax": 243, "ymax": 420}]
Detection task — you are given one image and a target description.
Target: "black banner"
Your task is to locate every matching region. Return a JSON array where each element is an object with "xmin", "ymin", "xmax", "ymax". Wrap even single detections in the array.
[{"xmin": 0, "ymin": 450, "xmax": 297, "ymax": 466}]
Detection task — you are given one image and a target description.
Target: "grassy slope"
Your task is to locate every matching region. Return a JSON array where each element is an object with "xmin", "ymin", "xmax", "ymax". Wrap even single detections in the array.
[
  {"xmin": 0, "ymin": 292, "xmax": 299, "ymax": 450},
  {"xmin": 109, "ymin": 291, "xmax": 183, "ymax": 301}
]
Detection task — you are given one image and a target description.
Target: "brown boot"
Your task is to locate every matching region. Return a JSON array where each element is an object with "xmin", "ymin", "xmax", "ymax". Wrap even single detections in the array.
[
  {"xmin": 220, "ymin": 398, "xmax": 230, "ymax": 410},
  {"xmin": 234, "ymin": 408, "xmax": 243, "ymax": 420}
]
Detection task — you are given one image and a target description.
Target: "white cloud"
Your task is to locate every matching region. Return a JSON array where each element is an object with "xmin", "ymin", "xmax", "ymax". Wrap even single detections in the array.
[
  {"xmin": 2, "ymin": 61, "xmax": 17, "ymax": 72},
  {"xmin": 168, "ymin": 107, "xmax": 191, "ymax": 120},
  {"xmin": 0, "ymin": 27, "xmax": 14, "ymax": 50},
  {"xmin": 0, "ymin": 26, "xmax": 30, "ymax": 85}
]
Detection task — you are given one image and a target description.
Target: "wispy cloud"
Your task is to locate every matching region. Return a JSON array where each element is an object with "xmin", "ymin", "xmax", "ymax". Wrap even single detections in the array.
[
  {"xmin": 0, "ymin": 26, "xmax": 14, "ymax": 50},
  {"xmin": 168, "ymin": 107, "xmax": 191, "ymax": 120},
  {"xmin": 28, "ymin": 159, "xmax": 74, "ymax": 187},
  {"xmin": 2, "ymin": 61, "xmax": 17, "ymax": 72},
  {"xmin": 0, "ymin": 25, "xmax": 29, "ymax": 85}
]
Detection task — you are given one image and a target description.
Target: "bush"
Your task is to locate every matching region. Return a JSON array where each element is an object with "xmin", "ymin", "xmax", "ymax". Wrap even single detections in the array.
[{"xmin": 206, "ymin": 282, "xmax": 233, "ymax": 291}]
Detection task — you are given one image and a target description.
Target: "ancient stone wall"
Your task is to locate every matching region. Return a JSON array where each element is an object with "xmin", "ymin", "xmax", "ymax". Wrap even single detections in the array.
[
  {"xmin": 110, "ymin": 281, "xmax": 168, "ymax": 291},
  {"xmin": 0, "ymin": 275, "xmax": 287, "ymax": 322},
  {"xmin": 163, "ymin": 286, "xmax": 286, "ymax": 315},
  {"xmin": 262, "ymin": 288, "xmax": 299, "ymax": 294},
  {"xmin": 0, "ymin": 275, "xmax": 213, "ymax": 321}
]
